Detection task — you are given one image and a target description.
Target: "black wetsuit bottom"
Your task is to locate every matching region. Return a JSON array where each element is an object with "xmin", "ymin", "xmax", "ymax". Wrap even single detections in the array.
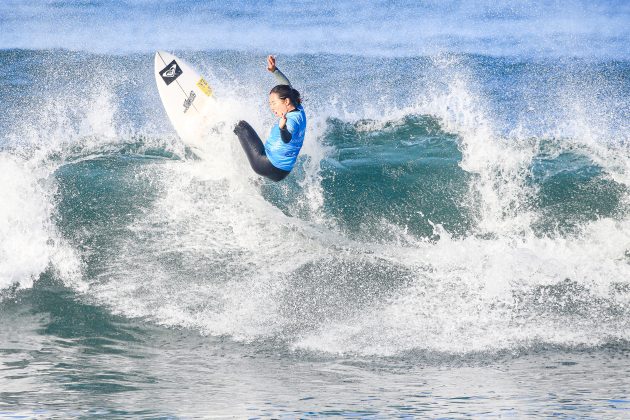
[{"xmin": 233, "ymin": 120, "xmax": 290, "ymax": 182}]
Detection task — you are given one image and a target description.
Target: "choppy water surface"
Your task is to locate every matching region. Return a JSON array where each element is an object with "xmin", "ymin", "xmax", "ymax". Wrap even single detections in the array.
[
  {"xmin": 2, "ymin": 278, "xmax": 630, "ymax": 418},
  {"xmin": 1, "ymin": 1, "xmax": 630, "ymax": 418}
]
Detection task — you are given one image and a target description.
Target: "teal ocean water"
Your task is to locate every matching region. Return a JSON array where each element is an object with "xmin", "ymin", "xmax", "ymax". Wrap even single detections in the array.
[{"xmin": 1, "ymin": 1, "xmax": 630, "ymax": 418}]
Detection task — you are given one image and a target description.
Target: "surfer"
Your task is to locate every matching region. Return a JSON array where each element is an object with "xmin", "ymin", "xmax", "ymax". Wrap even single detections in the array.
[{"xmin": 233, "ymin": 55, "xmax": 307, "ymax": 182}]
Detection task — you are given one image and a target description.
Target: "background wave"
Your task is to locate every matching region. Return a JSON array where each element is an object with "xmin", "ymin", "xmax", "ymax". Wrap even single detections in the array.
[{"xmin": 2, "ymin": 0, "xmax": 629, "ymax": 58}]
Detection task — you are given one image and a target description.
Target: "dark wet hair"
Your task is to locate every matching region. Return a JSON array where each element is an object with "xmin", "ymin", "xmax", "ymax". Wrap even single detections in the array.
[{"xmin": 270, "ymin": 84, "xmax": 301, "ymax": 106}]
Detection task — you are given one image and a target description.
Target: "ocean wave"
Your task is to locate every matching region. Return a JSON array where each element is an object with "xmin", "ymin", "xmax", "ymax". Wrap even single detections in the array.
[{"xmin": 1, "ymin": 49, "xmax": 629, "ymax": 356}]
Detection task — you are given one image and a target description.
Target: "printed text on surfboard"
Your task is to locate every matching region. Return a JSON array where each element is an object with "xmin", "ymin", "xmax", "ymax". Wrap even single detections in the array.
[{"xmin": 183, "ymin": 91, "xmax": 196, "ymax": 113}]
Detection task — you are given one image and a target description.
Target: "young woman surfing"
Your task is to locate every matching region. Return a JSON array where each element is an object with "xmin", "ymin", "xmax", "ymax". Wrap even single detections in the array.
[{"xmin": 233, "ymin": 55, "xmax": 307, "ymax": 182}]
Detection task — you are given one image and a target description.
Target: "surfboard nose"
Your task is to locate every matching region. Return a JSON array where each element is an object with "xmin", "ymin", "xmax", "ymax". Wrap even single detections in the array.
[
  {"xmin": 155, "ymin": 51, "xmax": 166, "ymax": 62},
  {"xmin": 155, "ymin": 51, "xmax": 171, "ymax": 69}
]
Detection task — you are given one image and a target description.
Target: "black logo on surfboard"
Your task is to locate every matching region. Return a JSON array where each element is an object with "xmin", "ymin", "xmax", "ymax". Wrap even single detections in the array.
[{"xmin": 159, "ymin": 60, "xmax": 183, "ymax": 85}]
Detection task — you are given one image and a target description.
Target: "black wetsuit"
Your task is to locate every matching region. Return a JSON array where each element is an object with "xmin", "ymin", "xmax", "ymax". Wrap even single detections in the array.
[{"xmin": 233, "ymin": 120, "xmax": 291, "ymax": 182}]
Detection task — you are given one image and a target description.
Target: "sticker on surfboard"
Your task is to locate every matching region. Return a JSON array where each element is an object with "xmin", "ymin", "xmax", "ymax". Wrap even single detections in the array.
[
  {"xmin": 159, "ymin": 60, "xmax": 183, "ymax": 85},
  {"xmin": 183, "ymin": 91, "xmax": 196, "ymax": 113},
  {"xmin": 196, "ymin": 78, "xmax": 213, "ymax": 96}
]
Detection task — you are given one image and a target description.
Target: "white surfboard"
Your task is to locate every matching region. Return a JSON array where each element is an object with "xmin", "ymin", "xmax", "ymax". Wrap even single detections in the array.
[{"xmin": 154, "ymin": 51, "xmax": 215, "ymax": 149}]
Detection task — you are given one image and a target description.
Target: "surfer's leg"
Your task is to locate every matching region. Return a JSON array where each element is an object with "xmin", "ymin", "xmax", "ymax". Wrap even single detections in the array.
[{"xmin": 233, "ymin": 120, "xmax": 290, "ymax": 182}]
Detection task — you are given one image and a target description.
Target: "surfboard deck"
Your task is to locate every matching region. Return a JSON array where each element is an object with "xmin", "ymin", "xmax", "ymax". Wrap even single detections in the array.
[{"xmin": 154, "ymin": 51, "xmax": 215, "ymax": 149}]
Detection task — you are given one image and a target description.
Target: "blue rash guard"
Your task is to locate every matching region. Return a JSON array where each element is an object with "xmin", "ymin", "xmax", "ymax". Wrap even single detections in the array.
[{"xmin": 264, "ymin": 105, "xmax": 307, "ymax": 172}]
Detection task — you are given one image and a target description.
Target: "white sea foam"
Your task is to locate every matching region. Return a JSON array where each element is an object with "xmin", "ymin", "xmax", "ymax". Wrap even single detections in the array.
[
  {"xmin": 294, "ymin": 215, "xmax": 630, "ymax": 355},
  {"xmin": 0, "ymin": 154, "xmax": 80, "ymax": 293}
]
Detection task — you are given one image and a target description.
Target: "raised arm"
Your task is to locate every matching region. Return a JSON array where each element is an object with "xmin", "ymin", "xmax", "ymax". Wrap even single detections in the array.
[{"xmin": 267, "ymin": 55, "xmax": 292, "ymax": 86}]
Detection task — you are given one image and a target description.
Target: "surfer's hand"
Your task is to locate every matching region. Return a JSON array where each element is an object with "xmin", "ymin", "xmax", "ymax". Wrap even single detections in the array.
[
  {"xmin": 279, "ymin": 112, "xmax": 287, "ymax": 128},
  {"xmin": 267, "ymin": 55, "xmax": 277, "ymax": 72}
]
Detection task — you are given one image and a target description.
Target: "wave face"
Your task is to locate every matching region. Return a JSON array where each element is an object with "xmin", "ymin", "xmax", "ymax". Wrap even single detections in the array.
[
  {"xmin": 2, "ymin": 47, "xmax": 629, "ymax": 358},
  {"xmin": 1, "ymin": 0, "xmax": 629, "ymax": 58}
]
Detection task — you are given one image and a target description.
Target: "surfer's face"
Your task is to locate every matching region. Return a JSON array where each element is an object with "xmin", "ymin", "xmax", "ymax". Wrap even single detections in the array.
[{"xmin": 269, "ymin": 93, "xmax": 292, "ymax": 117}]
